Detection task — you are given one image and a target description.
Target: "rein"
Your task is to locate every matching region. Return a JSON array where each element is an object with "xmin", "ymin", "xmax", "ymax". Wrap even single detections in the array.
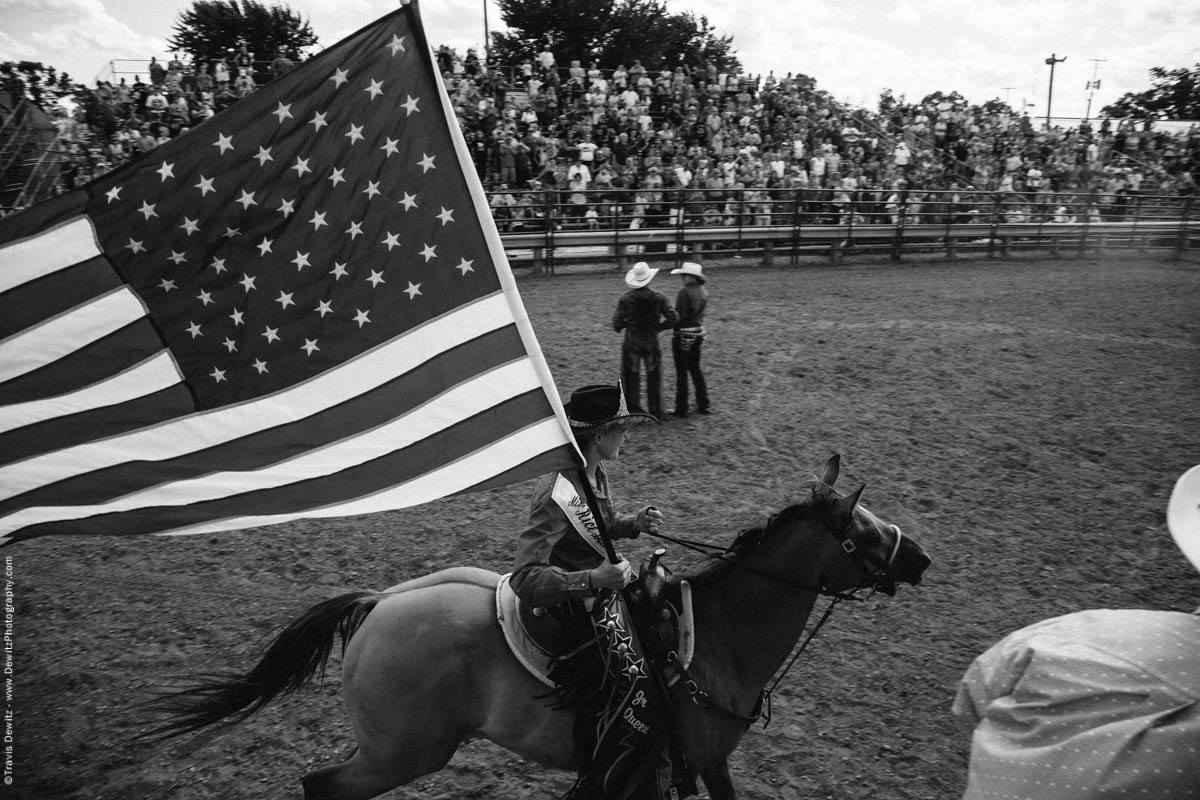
[{"xmin": 643, "ymin": 521, "xmax": 903, "ymax": 727}]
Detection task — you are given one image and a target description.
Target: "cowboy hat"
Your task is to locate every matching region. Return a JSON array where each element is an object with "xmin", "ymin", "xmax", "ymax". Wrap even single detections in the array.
[
  {"xmin": 1167, "ymin": 464, "xmax": 1200, "ymax": 574},
  {"xmin": 625, "ymin": 261, "xmax": 659, "ymax": 288},
  {"xmin": 564, "ymin": 384, "xmax": 657, "ymax": 432},
  {"xmin": 670, "ymin": 262, "xmax": 706, "ymax": 282}
]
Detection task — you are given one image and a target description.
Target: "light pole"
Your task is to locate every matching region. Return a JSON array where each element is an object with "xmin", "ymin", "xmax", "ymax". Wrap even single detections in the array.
[
  {"xmin": 1084, "ymin": 58, "xmax": 1106, "ymax": 121},
  {"xmin": 1044, "ymin": 53, "xmax": 1066, "ymax": 129},
  {"xmin": 483, "ymin": 0, "xmax": 489, "ymax": 65}
]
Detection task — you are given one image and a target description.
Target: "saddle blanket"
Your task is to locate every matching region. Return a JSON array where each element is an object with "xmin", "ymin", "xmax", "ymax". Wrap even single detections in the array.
[{"xmin": 495, "ymin": 573, "xmax": 694, "ymax": 688}]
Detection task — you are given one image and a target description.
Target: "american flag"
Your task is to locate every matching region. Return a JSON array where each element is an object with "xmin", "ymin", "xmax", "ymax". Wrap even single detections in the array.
[{"xmin": 0, "ymin": 1, "xmax": 581, "ymax": 545}]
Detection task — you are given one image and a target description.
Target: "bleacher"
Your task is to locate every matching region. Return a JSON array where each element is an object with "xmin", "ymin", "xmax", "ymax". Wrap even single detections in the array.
[{"xmin": 0, "ymin": 91, "xmax": 66, "ymax": 214}]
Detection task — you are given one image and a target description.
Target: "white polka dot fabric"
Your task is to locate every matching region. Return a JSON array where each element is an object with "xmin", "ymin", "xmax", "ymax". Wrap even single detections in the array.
[{"xmin": 952, "ymin": 610, "xmax": 1200, "ymax": 799}]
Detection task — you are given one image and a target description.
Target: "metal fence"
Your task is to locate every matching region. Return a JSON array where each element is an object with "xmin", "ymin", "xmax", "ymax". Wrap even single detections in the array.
[{"xmin": 486, "ymin": 186, "xmax": 1199, "ymax": 271}]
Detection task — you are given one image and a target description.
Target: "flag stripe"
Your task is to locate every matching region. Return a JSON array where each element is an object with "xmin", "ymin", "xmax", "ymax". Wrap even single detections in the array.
[
  {"xmin": 3, "ymin": 356, "xmax": 544, "ymax": 533},
  {"xmin": 0, "ymin": 385, "xmax": 193, "ymax": 468},
  {"xmin": 0, "ymin": 190, "xmax": 88, "ymax": 264},
  {"xmin": 5, "ymin": 393, "xmax": 564, "ymax": 540},
  {"xmin": 0, "ymin": 287, "xmax": 149, "ymax": 383},
  {"xmin": 0, "ymin": 292, "xmax": 516, "ymax": 502},
  {"xmin": 0, "ymin": 256, "xmax": 121, "ymax": 340},
  {"xmin": 0, "ymin": 320, "xmax": 171, "ymax": 406},
  {"xmin": 0, "ymin": 352, "xmax": 182, "ymax": 435},
  {"xmin": 0, "ymin": 323, "xmax": 527, "ymax": 517},
  {"xmin": 0, "ymin": 214, "xmax": 100, "ymax": 295}
]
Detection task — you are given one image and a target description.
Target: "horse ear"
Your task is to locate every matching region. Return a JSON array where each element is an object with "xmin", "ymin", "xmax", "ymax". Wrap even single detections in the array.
[
  {"xmin": 819, "ymin": 454, "xmax": 841, "ymax": 487},
  {"xmin": 831, "ymin": 483, "xmax": 865, "ymax": 530}
]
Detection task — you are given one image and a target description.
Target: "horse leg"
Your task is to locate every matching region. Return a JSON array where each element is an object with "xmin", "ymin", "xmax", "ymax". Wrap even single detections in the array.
[
  {"xmin": 700, "ymin": 759, "xmax": 737, "ymax": 800},
  {"xmin": 301, "ymin": 737, "xmax": 461, "ymax": 800}
]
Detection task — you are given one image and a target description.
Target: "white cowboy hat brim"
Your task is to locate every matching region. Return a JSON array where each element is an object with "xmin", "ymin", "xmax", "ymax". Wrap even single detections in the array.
[{"xmin": 1167, "ymin": 465, "xmax": 1200, "ymax": 574}]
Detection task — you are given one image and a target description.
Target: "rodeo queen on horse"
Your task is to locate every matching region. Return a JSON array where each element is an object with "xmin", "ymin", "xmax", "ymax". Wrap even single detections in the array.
[{"xmin": 510, "ymin": 383, "xmax": 674, "ymax": 800}]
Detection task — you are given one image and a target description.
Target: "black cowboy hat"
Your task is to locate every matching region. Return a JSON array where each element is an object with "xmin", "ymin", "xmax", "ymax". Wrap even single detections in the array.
[{"xmin": 565, "ymin": 384, "xmax": 657, "ymax": 432}]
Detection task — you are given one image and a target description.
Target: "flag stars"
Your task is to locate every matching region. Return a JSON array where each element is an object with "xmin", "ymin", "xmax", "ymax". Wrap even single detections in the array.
[
  {"xmin": 292, "ymin": 251, "xmax": 312, "ymax": 270},
  {"xmin": 363, "ymin": 181, "xmax": 382, "ymax": 199},
  {"xmin": 214, "ymin": 132, "xmax": 234, "ymax": 153},
  {"xmin": 198, "ymin": 289, "xmax": 214, "ymax": 306},
  {"xmin": 278, "ymin": 197, "xmax": 296, "ymax": 216},
  {"xmin": 105, "ymin": 186, "xmax": 121, "ymax": 203},
  {"xmin": 437, "ymin": 207, "xmax": 454, "ymax": 225},
  {"xmin": 310, "ymin": 111, "xmax": 328, "ymax": 132},
  {"xmin": 252, "ymin": 358, "xmax": 269, "ymax": 374},
  {"xmin": 315, "ymin": 299, "xmax": 333, "ymax": 317},
  {"xmin": 402, "ymin": 95, "xmax": 419, "ymax": 115},
  {"xmin": 399, "ymin": 192, "xmax": 418, "ymax": 211},
  {"xmin": 181, "ymin": 217, "xmax": 200, "ymax": 235},
  {"xmin": 382, "ymin": 232, "xmax": 401, "ymax": 250},
  {"xmin": 346, "ymin": 123, "xmax": 364, "ymax": 144},
  {"xmin": 331, "ymin": 262, "xmax": 349, "ymax": 279},
  {"xmin": 156, "ymin": 161, "xmax": 175, "ymax": 181},
  {"xmin": 328, "ymin": 168, "xmax": 345, "ymax": 187},
  {"xmin": 367, "ymin": 270, "xmax": 386, "ymax": 287},
  {"xmin": 159, "ymin": 278, "xmax": 177, "ymax": 291},
  {"xmin": 210, "ymin": 367, "xmax": 227, "ymax": 383},
  {"xmin": 276, "ymin": 290, "xmax": 295, "ymax": 309},
  {"xmin": 230, "ymin": 308, "xmax": 245, "ymax": 325},
  {"xmin": 418, "ymin": 153, "xmax": 436, "ymax": 172},
  {"xmin": 263, "ymin": 326, "xmax": 280, "ymax": 343},
  {"xmin": 138, "ymin": 201, "xmax": 157, "ymax": 220},
  {"xmin": 381, "ymin": 138, "xmax": 399, "ymax": 156},
  {"xmin": 257, "ymin": 237, "xmax": 274, "ymax": 256},
  {"xmin": 456, "ymin": 258, "xmax": 475, "ymax": 275},
  {"xmin": 223, "ymin": 226, "xmax": 241, "ymax": 238},
  {"xmin": 222, "ymin": 337, "xmax": 238, "ymax": 353},
  {"xmin": 353, "ymin": 309, "xmax": 371, "ymax": 328},
  {"xmin": 404, "ymin": 281, "xmax": 422, "ymax": 299},
  {"xmin": 195, "ymin": 175, "xmax": 215, "ymax": 196},
  {"xmin": 330, "ymin": 68, "xmax": 349, "ymax": 88},
  {"xmin": 236, "ymin": 189, "xmax": 257, "ymax": 210},
  {"xmin": 273, "ymin": 102, "xmax": 293, "ymax": 123},
  {"xmin": 168, "ymin": 250, "xmax": 187, "ymax": 265},
  {"xmin": 186, "ymin": 321, "xmax": 203, "ymax": 338},
  {"xmin": 387, "ymin": 34, "xmax": 407, "ymax": 56},
  {"xmin": 127, "ymin": 238, "xmax": 145, "ymax": 254},
  {"xmin": 292, "ymin": 157, "xmax": 312, "ymax": 177},
  {"xmin": 302, "ymin": 339, "xmax": 320, "ymax": 356},
  {"xmin": 364, "ymin": 78, "xmax": 385, "ymax": 99},
  {"xmin": 346, "ymin": 220, "xmax": 364, "ymax": 239},
  {"xmin": 309, "ymin": 210, "xmax": 328, "ymax": 230},
  {"xmin": 254, "ymin": 146, "xmax": 273, "ymax": 166},
  {"xmin": 209, "ymin": 257, "xmax": 227, "ymax": 273},
  {"xmin": 239, "ymin": 275, "xmax": 257, "ymax": 292},
  {"xmin": 420, "ymin": 243, "xmax": 437, "ymax": 262}
]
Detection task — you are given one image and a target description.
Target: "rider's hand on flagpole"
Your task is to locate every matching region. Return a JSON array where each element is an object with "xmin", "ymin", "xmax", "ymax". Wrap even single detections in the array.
[{"xmin": 589, "ymin": 558, "xmax": 634, "ymax": 590}]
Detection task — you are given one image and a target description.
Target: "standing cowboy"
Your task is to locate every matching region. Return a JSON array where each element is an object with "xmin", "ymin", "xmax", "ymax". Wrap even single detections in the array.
[
  {"xmin": 669, "ymin": 262, "xmax": 710, "ymax": 418},
  {"xmin": 612, "ymin": 262, "xmax": 678, "ymax": 421}
]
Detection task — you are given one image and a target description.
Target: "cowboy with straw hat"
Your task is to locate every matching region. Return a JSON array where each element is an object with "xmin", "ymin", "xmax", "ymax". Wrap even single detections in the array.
[
  {"xmin": 510, "ymin": 383, "xmax": 669, "ymax": 798},
  {"xmin": 612, "ymin": 263, "xmax": 678, "ymax": 421},
  {"xmin": 953, "ymin": 464, "xmax": 1200, "ymax": 799}
]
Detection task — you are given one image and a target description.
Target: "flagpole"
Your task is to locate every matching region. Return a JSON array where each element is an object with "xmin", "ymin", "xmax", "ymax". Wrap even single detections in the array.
[{"xmin": 577, "ymin": 468, "xmax": 620, "ymax": 564}]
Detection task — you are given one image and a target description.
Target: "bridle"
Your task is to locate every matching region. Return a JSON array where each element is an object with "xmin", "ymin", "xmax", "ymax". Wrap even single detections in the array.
[{"xmin": 644, "ymin": 512, "xmax": 906, "ymax": 726}]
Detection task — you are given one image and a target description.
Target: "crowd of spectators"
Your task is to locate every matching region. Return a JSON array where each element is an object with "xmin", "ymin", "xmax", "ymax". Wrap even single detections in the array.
[{"xmin": 8, "ymin": 42, "xmax": 1200, "ymax": 227}]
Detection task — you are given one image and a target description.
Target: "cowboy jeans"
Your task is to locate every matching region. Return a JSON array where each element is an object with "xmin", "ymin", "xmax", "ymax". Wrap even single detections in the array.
[
  {"xmin": 672, "ymin": 335, "xmax": 708, "ymax": 414},
  {"xmin": 621, "ymin": 342, "xmax": 662, "ymax": 418}
]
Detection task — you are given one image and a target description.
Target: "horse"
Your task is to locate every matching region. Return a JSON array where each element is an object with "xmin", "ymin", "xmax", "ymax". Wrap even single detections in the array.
[{"xmin": 154, "ymin": 455, "xmax": 931, "ymax": 799}]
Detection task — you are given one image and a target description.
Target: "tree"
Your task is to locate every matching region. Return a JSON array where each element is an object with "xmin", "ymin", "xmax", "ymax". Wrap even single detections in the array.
[
  {"xmin": 168, "ymin": 0, "xmax": 317, "ymax": 82},
  {"xmin": 490, "ymin": 0, "xmax": 740, "ymax": 75},
  {"xmin": 1, "ymin": 61, "xmax": 71, "ymax": 105},
  {"xmin": 1101, "ymin": 64, "xmax": 1200, "ymax": 120}
]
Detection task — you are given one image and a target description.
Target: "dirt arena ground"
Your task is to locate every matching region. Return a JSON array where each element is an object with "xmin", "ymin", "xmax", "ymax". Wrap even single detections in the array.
[{"xmin": 10, "ymin": 250, "xmax": 1200, "ymax": 799}]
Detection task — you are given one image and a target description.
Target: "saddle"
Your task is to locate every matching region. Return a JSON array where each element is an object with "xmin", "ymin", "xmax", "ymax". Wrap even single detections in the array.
[{"xmin": 494, "ymin": 549, "xmax": 695, "ymax": 689}]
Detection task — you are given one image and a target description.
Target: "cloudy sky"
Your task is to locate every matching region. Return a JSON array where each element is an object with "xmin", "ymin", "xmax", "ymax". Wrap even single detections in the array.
[{"xmin": 2, "ymin": 0, "xmax": 1198, "ymax": 119}]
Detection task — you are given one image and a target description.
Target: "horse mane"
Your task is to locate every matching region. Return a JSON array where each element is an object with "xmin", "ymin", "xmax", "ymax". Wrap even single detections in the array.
[{"xmin": 680, "ymin": 486, "xmax": 833, "ymax": 588}]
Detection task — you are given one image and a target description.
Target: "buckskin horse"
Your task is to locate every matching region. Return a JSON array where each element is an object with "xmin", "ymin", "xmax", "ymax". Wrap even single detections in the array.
[{"xmin": 155, "ymin": 456, "xmax": 931, "ymax": 799}]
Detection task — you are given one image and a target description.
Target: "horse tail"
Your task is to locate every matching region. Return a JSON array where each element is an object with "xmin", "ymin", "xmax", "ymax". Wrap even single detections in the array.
[{"xmin": 145, "ymin": 590, "xmax": 381, "ymax": 739}]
